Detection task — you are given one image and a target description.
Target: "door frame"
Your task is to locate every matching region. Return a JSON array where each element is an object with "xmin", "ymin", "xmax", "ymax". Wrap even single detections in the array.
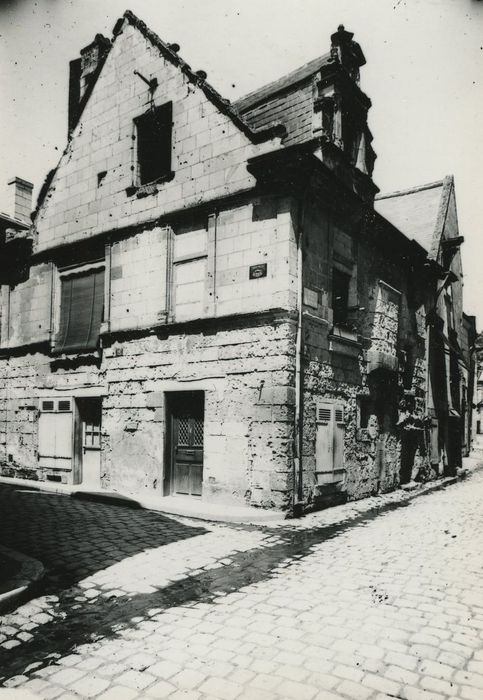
[{"xmin": 164, "ymin": 390, "xmax": 205, "ymax": 497}]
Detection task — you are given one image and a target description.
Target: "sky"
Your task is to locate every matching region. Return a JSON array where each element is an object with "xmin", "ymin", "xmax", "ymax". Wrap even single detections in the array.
[{"xmin": 1, "ymin": 0, "xmax": 482, "ymax": 323}]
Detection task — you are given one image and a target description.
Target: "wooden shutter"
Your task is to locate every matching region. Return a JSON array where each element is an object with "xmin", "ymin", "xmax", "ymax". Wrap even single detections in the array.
[
  {"xmin": 334, "ymin": 404, "xmax": 345, "ymax": 474},
  {"xmin": 58, "ymin": 268, "xmax": 104, "ymax": 352},
  {"xmin": 38, "ymin": 399, "xmax": 73, "ymax": 471},
  {"xmin": 315, "ymin": 401, "xmax": 345, "ymax": 484},
  {"xmin": 430, "ymin": 418, "xmax": 439, "ymax": 466}
]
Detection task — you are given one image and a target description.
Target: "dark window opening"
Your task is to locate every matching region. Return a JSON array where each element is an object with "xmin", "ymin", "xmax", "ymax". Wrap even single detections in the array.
[
  {"xmin": 358, "ymin": 396, "xmax": 374, "ymax": 429},
  {"xmin": 332, "ymin": 267, "xmax": 351, "ymax": 326},
  {"xmin": 342, "ymin": 116, "xmax": 361, "ymax": 165},
  {"xmin": 321, "ymin": 98, "xmax": 334, "ymax": 140},
  {"xmin": 135, "ymin": 102, "xmax": 173, "ymax": 185},
  {"xmin": 57, "ymin": 267, "xmax": 104, "ymax": 353}
]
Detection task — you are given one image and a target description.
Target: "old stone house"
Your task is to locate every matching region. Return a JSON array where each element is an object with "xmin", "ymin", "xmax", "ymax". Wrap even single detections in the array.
[{"xmin": 0, "ymin": 11, "xmax": 474, "ymax": 515}]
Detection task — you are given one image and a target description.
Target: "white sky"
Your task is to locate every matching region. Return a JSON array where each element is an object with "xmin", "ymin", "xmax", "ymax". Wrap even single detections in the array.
[{"xmin": 1, "ymin": 0, "xmax": 482, "ymax": 323}]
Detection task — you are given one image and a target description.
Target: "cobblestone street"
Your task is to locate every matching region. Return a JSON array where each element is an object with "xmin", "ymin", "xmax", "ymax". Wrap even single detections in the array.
[{"xmin": 1, "ymin": 467, "xmax": 483, "ymax": 700}]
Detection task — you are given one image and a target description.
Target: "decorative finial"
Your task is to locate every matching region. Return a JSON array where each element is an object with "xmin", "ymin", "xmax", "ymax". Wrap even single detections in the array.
[{"xmin": 338, "ymin": 24, "xmax": 345, "ymax": 32}]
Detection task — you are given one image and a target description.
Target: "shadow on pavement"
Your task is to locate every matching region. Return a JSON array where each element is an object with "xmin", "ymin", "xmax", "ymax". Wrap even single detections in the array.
[
  {"xmin": 0, "ymin": 485, "xmax": 207, "ymax": 594},
  {"xmin": 0, "ymin": 490, "xmax": 414, "ymax": 683}
]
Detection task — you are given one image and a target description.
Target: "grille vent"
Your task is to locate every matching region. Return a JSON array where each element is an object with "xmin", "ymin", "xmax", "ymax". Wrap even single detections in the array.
[
  {"xmin": 335, "ymin": 408, "xmax": 344, "ymax": 423},
  {"xmin": 41, "ymin": 400, "xmax": 55, "ymax": 412},
  {"xmin": 58, "ymin": 400, "xmax": 71, "ymax": 412},
  {"xmin": 317, "ymin": 407, "xmax": 331, "ymax": 423}
]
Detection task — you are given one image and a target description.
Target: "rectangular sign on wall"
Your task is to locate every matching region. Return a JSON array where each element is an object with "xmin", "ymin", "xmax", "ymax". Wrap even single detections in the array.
[{"xmin": 249, "ymin": 263, "xmax": 267, "ymax": 280}]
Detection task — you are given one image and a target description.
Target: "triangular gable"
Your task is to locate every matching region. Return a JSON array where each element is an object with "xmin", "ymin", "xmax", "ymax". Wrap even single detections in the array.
[
  {"xmin": 33, "ymin": 11, "xmax": 286, "ymax": 251},
  {"xmin": 121, "ymin": 11, "xmax": 284, "ymax": 146}
]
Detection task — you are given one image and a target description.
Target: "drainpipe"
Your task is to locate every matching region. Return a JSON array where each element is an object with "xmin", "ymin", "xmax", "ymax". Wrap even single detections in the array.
[{"xmin": 293, "ymin": 191, "xmax": 307, "ymax": 517}]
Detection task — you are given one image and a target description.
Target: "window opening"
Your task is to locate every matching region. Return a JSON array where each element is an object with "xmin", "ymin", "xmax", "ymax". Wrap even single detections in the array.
[{"xmin": 135, "ymin": 102, "xmax": 173, "ymax": 185}]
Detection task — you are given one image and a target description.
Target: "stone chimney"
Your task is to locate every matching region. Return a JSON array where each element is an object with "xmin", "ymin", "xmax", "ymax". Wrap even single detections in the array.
[
  {"xmin": 68, "ymin": 34, "xmax": 110, "ymax": 137},
  {"xmin": 8, "ymin": 177, "xmax": 33, "ymax": 224}
]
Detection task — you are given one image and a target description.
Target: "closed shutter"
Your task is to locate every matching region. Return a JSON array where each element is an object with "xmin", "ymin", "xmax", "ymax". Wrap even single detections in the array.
[
  {"xmin": 38, "ymin": 399, "xmax": 73, "ymax": 471},
  {"xmin": 58, "ymin": 268, "xmax": 104, "ymax": 352},
  {"xmin": 430, "ymin": 418, "xmax": 439, "ymax": 465},
  {"xmin": 315, "ymin": 401, "xmax": 345, "ymax": 484},
  {"xmin": 334, "ymin": 405, "xmax": 345, "ymax": 473}
]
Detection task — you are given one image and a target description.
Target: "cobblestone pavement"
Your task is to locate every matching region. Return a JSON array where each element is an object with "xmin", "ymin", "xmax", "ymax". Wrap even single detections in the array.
[{"xmin": 1, "ymin": 468, "xmax": 483, "ymax": 700}]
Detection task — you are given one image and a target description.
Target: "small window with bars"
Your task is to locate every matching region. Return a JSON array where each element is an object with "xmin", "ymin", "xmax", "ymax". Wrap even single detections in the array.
[
  {"xmin": 84, "ymin": 421, "xmax": 101, "ymax": 448},
  {"xmin": 40, "ymin": 399, "xmax": 72, "ymax": 413}
]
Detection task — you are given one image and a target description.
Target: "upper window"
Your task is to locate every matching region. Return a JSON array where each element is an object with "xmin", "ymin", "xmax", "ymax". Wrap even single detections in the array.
[
  {"xmin": 135, "ymin": 102, "xmax": 173, "ymax": 185},
  {"xmin": 172, "ymin": 225, "xmax": 208, "ymax": 322},
  {"xmin": 332, "ymin": 267, "xmax": 351, "ymax": 326},
  {"xmin": 56, "ymin": 263, "xmax": 104, "ymax": 353}
]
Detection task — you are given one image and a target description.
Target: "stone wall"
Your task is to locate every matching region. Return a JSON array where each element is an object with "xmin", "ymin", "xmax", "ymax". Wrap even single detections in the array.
[
  {"xmin": 0, "ymin": 317, "xmax": 297, "ymax": 510},
  {"xmin": 1, "ymin": 264, "xmax": 52, "ymax": 349},
  {"xmin": 300, "ymin": 202, "xmax": 429, "ymax": 505}
]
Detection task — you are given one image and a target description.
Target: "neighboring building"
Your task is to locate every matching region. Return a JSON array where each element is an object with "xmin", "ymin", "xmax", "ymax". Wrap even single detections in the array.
[
  {"xmin": 0, "ymin": 178, "xmax": 34, "ymax": 286},
  {"xmin": 473, "ymin": 332, "xmax": 483, "ymax": 452},
  {"xmin": 375, "ymin": 178, "xmax": 475, "ymax": 475},
  {"xmin": 0, "ymin": 12, "xmax": 475, "ymax": 514}
]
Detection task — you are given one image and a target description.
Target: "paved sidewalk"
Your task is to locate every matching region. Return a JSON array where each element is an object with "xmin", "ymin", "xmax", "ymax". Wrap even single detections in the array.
[{"xmin": 0, "ymin": 463, "xmax": 482, "ymax": 699}]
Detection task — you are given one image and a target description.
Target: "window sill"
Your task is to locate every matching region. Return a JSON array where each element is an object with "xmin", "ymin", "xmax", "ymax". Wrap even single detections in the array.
[
  {"xmin": 126, "ymin": 172, "xmax": 175, "ymax": 198},
  {"xmin": 330, "ymin": 325, "xmax": 359, "ymax": 344},
  {"xmin": 50, "ymin": 346, "xmax": 101, "ymax": 360}
]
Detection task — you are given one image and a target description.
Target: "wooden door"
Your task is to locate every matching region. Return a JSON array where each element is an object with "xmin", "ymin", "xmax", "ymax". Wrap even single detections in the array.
[
  {"xmin": 170, "ymin": 392, "xmax": 204, "ymax": 497},
  {"xmin": 77, "ymin": 398, "xmax": 102, "ymax": 486}
]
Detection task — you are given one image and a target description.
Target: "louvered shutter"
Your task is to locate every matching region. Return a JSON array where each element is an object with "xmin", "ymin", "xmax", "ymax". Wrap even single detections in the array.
[
  {"xmin": 315, "ymin": 401, "xmax": 345, "ymax": 484},
  {"xmin": 57, "ymin": 268, "xmax": 104, "ymax": 352},
  {"xmin": 334, "ymin": 404, "xmax": 345, "ymax": 474}
]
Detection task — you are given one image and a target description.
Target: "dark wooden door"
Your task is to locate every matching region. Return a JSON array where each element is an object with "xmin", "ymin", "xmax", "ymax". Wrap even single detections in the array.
[{"xmin": 170, "ymin": 392, "xmax": 204, "ymax": 497}]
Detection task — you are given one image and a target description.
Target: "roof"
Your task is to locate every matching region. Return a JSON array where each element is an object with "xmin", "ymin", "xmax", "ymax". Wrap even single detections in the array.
[
  {"xmin": 233, "ymin": 53, "xmax": 333, "ymax": 148},
  {"xmin": 0, "ymin": 212, "xmax": 28, "ymax": 230},
  {"xmin": 375, "ymin": 178, "xmax": 452, "ymax": 257},
  {"xmin": 234, "ymin": 52, "xmax": 332, "ymax": 113}
]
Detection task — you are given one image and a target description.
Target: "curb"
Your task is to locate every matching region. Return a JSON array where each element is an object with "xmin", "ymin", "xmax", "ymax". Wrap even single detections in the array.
[
  {"xmin": 0, "ymin": 476, "xmax": 284, "ymax": 524},
  {"xmin": 0, "ymin": 545, "xmax": 44, "ymax": 613}
]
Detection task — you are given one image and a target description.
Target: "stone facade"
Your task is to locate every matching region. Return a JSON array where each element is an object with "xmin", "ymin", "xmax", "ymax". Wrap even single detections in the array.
[{"xmin": 0, "ymin": 12, "xmax": 474, "ymax": 514}]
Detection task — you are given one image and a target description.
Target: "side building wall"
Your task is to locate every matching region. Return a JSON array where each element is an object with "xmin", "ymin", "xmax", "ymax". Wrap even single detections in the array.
[{"xmin": 299, "ymin": 201, "xmax": 428, "ymax": 506}]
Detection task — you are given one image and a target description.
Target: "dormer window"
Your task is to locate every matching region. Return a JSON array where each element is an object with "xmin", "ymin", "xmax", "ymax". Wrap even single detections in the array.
[{"xmin": 134, "ymin": 102, "xmax": 173, "ymax": 185}]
